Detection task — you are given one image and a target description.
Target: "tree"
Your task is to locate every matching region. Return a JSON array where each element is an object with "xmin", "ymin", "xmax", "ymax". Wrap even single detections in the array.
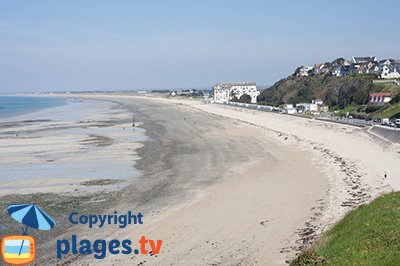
[
  {"xmin": 297, "ymin": 86, "xmax": 312, "ymax": 102},
  {"xmin": 231, "ymin": 95, "xmax": 239, "ymax": 102},
  {"xmin": 293, "ymin": 66, "xmax": 302, "ymax": 76},
  {"xmin": 238, "ymin": 94, "xmax": 252, "ymax": 103},
  {"xmin": 332, "ymin": 57, "xmax": 346, "ymax": 65},
  {"xmin": 390, "ymin": 93, "xmax": 400, "ymax": 104}
]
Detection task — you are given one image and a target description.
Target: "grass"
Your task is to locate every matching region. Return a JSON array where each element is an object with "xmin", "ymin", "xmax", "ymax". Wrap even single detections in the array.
[
  {"xmin": 372, "ymin": 83, "xmax": 399, "ymax": 93},
  {"xmin": 372, "ymin": 103, "xmax": 400, "ymax": 119},
  {"xmin": 333, "ymin": 105, "xmax": 356, "ymax": 116},
  {"xmin": 291, "ymin": 192, "xmax": 400, "ymax": 266}
]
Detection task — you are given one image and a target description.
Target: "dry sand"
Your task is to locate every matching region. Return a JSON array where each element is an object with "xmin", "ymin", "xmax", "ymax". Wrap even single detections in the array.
[
  {"xmin": 53, "ymin": 94, "xmax": 394, "ymax": 266},
  {"xmin": 84, "ymin": 116, "xmax": 326, "ymax": 265},
  {"xmin": 2, "ymin": 94, "xmax": 399, "ymax": 265}
]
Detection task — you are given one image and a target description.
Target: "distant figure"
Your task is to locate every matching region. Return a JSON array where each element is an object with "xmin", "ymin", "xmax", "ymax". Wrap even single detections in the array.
[
  {"xmin": 184, "ymin": 117, "xmax": 186, "ymax": 121},
  {"xmin": 132, "ymin": 118, "xmax": 135, "ymax": 127},
  {"xmin": 384, "ymin": 171, "xmax": 387, "ymax": 178}
]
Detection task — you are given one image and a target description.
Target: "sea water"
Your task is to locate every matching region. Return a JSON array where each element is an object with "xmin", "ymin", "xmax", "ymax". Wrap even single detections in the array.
[
  {"xmin": 0, "ymin": 95, "xmax": 66, "ymax": 119},
  {"xmin": 0, "ymin": 96, "xmax": 146, "ymax": 194}
]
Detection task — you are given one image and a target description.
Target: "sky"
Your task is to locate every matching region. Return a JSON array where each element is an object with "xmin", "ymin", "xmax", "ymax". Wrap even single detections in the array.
[{"xmin": 0, "ymin": 0, "xmax": 400, "ymax": 92}]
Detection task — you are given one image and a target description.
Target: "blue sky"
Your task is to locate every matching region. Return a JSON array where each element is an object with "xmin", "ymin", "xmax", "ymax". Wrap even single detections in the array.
[{"xmin": 0, "ymin": 0, "xmax": 399, "ymax": 92}]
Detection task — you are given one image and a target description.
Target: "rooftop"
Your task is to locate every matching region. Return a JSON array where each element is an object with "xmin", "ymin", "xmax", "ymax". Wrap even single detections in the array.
[
  {"xmin": 352, "ymin": 56, "xmax": 377, "ymax": 64},
  {"xmin": 213, "ymin": 82, "xmax": 257, "ymax": 88},
  {"xmin": 370, "ymin": 92, "xmax": 392, "ymax": 97}
]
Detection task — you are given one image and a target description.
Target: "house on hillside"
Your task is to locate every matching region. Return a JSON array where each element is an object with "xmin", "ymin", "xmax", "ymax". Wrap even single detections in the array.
[
  {"xmin": 332, "ymin": 65, "xmax": 344, "ymax": 77},
  {"xmin": 343, "ymin": 60, "xmax": 352, "ymax": 66},
  {"xmin": 381, "ymin": 64, "xmax": 400, "ymax": 79},
  {"xmin": 356, "ymin": 64, "xmax": 369, "ymax": 74},
  {"xmin": 367, "ymin": 63, "xmax": 380, "ymax": 74},
  {"xmin": 369, "ymin": 92, "xmax": 392, "ymax": 106},
  {"xmin": 352, "ymin": 56, "xmax": 378, "ymax": 65},
  {"xmin": 213, "ymin": 82, "xmax": 260, "ymax": 103},
  {"xmin": 313, "ymin": 63, "xmax": 329, "ymax": 75},
  {"xmin": 297, "ymin": 66, "xmax": 314, "ymax": 77},
  {"xmin": 351, "ymin": 57, "xmax": 377, "ymax": 74},
  {"xmin": 332, "ymin": 65, "xmax": 353, "ymax": 77},
  {"xmin": 379, "ymin": 59, "xmax": 394, "ymax": 66}
]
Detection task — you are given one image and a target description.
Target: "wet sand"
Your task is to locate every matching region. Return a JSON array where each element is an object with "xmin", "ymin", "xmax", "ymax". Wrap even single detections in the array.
[
  {"xmin": 80, "ymin": 94, "xmax": 399, "ymax": 265},
  {"xmin": 0, "ymin": 98, "xmax": 144, "ymax": 195},
  {"xmin": 49, "ymin": 95, "xmax": 326, "ymax": 265},
  {"xmin": 2, "ymin": 94, "xmax": 397, "ymax": 265}
]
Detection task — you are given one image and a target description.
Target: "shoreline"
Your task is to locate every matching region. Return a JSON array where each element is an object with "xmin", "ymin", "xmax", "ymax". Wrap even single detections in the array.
[
  {"xmin": 0, "ymin": 97, "xmax": 145, "ymax": 195},
  {"xmin": 0, "ymin": 94, "xmax": 68, "ymax": 122},
  {"xmin": 73, "ymin": 94, "xmax": 399, "ymax": 263},
  {"xmin": 70, "ymin": 95, "xmax": 328, "ymax": 265},
  {"xmin": 1, "ymin": 93, "xmax": 398, "ymax": 265}
]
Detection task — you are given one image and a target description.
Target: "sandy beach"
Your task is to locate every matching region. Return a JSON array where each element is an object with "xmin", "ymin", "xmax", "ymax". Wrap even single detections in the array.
[
  {"xmin": 3, "ymin": 2, "xmax": 400, "ymax": 265},
  {"xmin": 72, "ymin": 95, "xmax": 328, "ymax": 266},
  {"xmin": 82, "ymin": 95, "xmax": 399, "ymax": 265},
  {"xmin": 0, "ymin": 98, "xmax": 145, "ymax": 195},
  {"xmin": 1, "ymin": 94, "xmax": 399, "ymax": 265}
]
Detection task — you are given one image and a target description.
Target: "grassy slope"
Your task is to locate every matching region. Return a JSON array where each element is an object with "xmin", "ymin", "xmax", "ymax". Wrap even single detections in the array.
[
  {"xmin": 257, "ymin": 74, "xmax": 377, "ymax": 107},
  {"xmin": 372, "ymin": 103, "xmax": 400, "ymax": 119},
  {"xmin": 334, "ymin": 105, "xmax": 356, "ymax": 116},
  {"xmin": 291, "ymin": 192, "xmax": 400, "ymax": 265},
  {"xmin": 257, "ymin": 74, "xmax": 400, "ymax": 116}
]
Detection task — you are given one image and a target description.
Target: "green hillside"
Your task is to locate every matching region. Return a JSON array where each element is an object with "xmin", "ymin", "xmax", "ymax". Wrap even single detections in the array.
[
  {"xmin": 291, "ymin": 192, "xmax": 400, "ymax": 266},
  {"xmin": 372, "ymin": 103, "xmax": 400, "ymax": 119},
  {"xmin": 258, "ymin": 73, "xmax": 386, "ymax": 108},
  {"xmin": 257, "ymin": 72, "xmax": 400, "ymax": 119}
]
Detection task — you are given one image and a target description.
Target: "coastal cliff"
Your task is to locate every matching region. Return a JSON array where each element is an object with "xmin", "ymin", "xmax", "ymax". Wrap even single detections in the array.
[
  {"xmin": 258, "ymin": 73, "xmax": 377, "ymax": 108},
  {"xmin": 257, "ymin": 64, "xmax": 400, "ymax": 119}
]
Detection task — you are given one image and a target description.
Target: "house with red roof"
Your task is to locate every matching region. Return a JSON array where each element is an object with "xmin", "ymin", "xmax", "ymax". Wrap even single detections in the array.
[{"xmin": 369, "ymin": 92, "xmax": 392, "ymax": 106}]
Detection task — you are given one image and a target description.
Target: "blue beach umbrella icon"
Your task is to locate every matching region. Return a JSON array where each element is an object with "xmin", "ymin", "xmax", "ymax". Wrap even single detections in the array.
[{"xmin": 7, "ymin": 204, "xmax": 56, "ymax": 255}]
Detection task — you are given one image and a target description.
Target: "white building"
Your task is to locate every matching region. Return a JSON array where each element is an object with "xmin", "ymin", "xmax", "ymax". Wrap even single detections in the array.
[
  {"xmin": 213, "ymin": 82, "xmax": 260, "ymax": 104},
  {"xmin": 297, "ymin": 66, "xmax": 314, "ymax": 77},
  {"xmin": 369, "ymin": 92, "xmax": 392, "ymax": 106},
  {"xmin": 381, "ymin": 65, "xmax": 400, "ymax": 79},
  {"xmin": 313, "ymin": 99, "xmax": 323, "ymax": 105},
  {"xmin": 282, "ymin": 104, "xmax": 296, "ymax": 114},
  {"xmin": 296, "ymin": 102, "xmax": 318, "ymax": 112},
  {"xmin": 352, "ymin": 56, "xmax": 377, "ymax": 64}
]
